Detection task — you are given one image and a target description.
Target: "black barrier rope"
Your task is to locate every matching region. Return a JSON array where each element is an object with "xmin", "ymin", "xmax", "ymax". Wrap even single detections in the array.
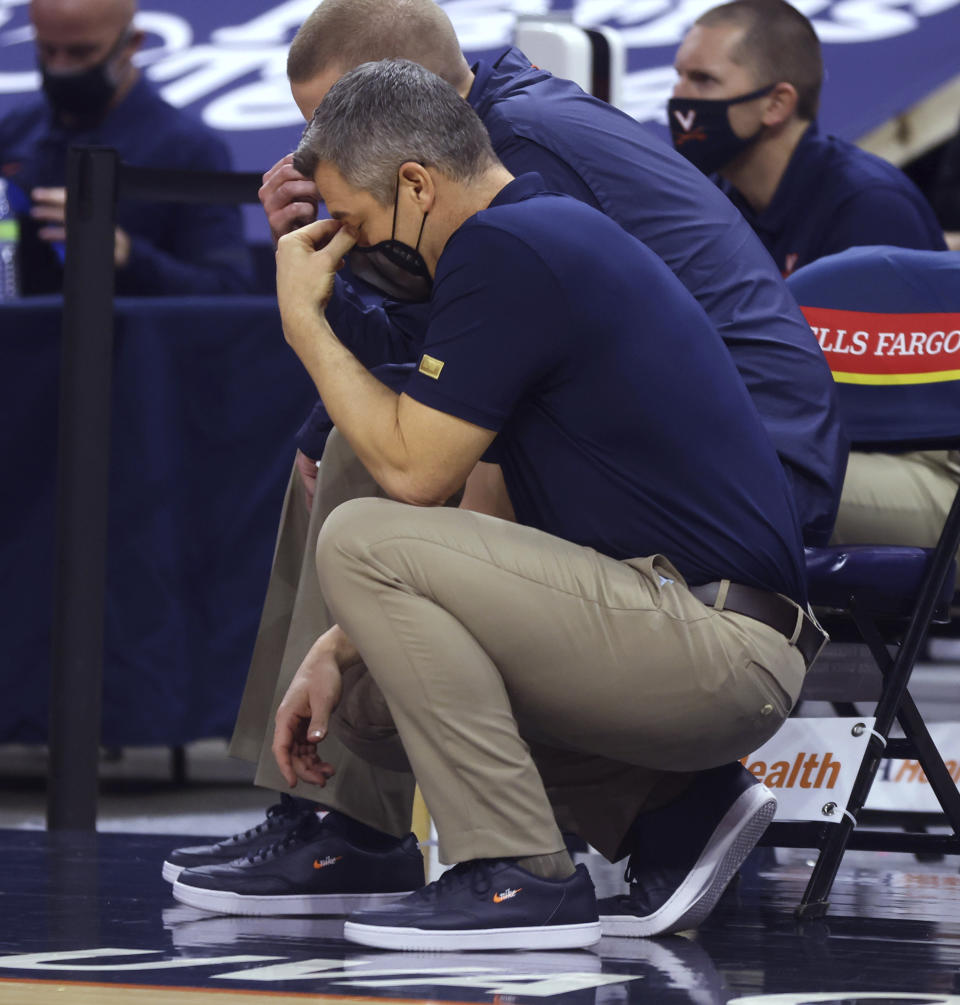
[
  {"xmin": 48, "ymin": 146, "xmax": 265, "ymax": 830},
  {"xmin": 119, "ymin": 164, "xmax": 262, "ymax": 205}
]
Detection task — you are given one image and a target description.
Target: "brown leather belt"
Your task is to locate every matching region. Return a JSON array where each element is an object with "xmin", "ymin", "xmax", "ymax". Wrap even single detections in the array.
[{"xmin": 689, "ymin": 581, "xmax": 826, "ymax": 668}]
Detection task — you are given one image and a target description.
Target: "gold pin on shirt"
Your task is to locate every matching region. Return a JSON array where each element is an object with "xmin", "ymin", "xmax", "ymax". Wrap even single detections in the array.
[{"xmin": 418, "ymin": 354, "xmax": 445, "ymax": 379}]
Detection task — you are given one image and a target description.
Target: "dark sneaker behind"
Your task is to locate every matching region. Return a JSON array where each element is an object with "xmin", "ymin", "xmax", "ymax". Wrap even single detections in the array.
[
  {"xmin": 598, "ymin": 761, "xmax": 777, "ymax": 937},
  {"xmin": 343, "ymin": 860, "xmax": 600, "ymax": 951},
  {"xmin": 162, "ymin": 794, "xmax": 317, "ymax": 883},
  {"xmin": 171, "ymin": 811, "xmax": 424, "ymax": 916}
]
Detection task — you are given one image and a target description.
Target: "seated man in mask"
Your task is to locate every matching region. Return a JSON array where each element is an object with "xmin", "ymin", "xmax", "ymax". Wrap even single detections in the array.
[
  {"xmin": 668, "ymin": 0, "xmax": 946, "ymax": 277},
  {"xmin": 0, "ymin": 0, "xmax": 251, "ymax": 295}
]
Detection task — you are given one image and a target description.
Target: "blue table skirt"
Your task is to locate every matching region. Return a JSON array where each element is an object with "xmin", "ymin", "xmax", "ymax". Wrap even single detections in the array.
[{"xmin": 1, "ymin": 296, "xmax": 316, "ymax": 745}]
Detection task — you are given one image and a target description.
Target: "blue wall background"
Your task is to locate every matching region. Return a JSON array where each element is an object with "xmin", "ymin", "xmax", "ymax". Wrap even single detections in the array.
[{"xmin": 3, "ymin": 0, "xmax": 960, "ymax": 243}]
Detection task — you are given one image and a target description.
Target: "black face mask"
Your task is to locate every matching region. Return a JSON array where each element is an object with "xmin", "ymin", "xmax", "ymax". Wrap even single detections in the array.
[
  {"xmin": 40, "ymin": 30, "xmax": 131, "ymax": 126},
  {"xmin": 667, "ymin": 84, "xmax": 775, "ymax": 175},
  {"xmin": 348, "ymin": 182, "xmax": 432, "ymax": 302}
]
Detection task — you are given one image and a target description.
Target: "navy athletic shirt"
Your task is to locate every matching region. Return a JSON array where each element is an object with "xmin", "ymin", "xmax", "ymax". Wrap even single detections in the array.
[
  {"xmin": 308, "ymin": 48, "xmax": 847, "ymax": 546},
  {"xmin": 402, "ymin": 175, "xmax": 807, "ymax": 605},
  {"xmin": 0, "ymin": 77, "xmax": 251, "ymax": 295},
  {"xmin": 721, "ymin": 122, "xmax": 947, "ymax": 279}
]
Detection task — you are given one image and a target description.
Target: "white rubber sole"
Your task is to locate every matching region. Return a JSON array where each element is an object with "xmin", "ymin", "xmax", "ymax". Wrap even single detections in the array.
[
  {"xmin": 343, "ymin": 919, "xmax": 602, "ymax": 951},
  {"xmin": 162, "ymin": 860, "xmax": 185, "ymax": 884},
  {"xmin": 600, "ymin": 784, "xmax": 777, "ymax": 937},
  {"xmin": 171, "ymin": 880, "xmax": 417, "ymax": 916}
]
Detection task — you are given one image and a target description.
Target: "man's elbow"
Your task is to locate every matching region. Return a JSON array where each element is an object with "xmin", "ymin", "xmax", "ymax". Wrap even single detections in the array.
[{"xmin": 381, "ymin": 469, "xmax": 461, "ymax": 508}]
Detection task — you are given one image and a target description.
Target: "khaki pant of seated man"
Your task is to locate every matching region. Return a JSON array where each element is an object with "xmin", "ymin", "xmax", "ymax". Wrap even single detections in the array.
[
  {"xmin": 831, "ymin": 450, "xmax": 960, "ymax": 587},
  {"xmin": 229, "ymin": 429, "xmax": 807, "ymax": 859}
]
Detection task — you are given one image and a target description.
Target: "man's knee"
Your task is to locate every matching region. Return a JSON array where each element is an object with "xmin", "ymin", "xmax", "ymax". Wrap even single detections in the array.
[{"xmin": 315, "ymin": 497, "xmax": 400, "ymax": 595}]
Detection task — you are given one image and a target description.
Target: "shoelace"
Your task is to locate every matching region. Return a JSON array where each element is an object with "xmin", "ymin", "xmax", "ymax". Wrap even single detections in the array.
[
  {"xmin": 618, "ymin": 856, "xmax": 667, "ymax": 913},
  {"xmin": 245, "ymin": 814, "xmax": 323, "ymax": 864},
  {"xmin": 623, "ymin": 858, "xmax": 639, "ymax": 886},
  {"xmin": 226, "ymin": 794, "xmax": 310, "ymax": 845},
  {"xmin": 620, "ymin": 857, "xmax": 651, "ymax": 905},
  {"xmin": 417, "ymin": 859, "xmax": 498, "ymax": 900}
]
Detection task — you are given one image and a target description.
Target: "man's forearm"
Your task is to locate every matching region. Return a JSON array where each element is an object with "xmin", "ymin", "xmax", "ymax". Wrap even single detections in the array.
[
  {"xmin": 313, "ymin": 623, "xmax": 364, "ymax": 671},
  {"xmin": 282, "ymin": 306, "xmax": 430, "ymax": 502},
  {"xmin": 276, "ymin": 219, "xmax": 490, "ymax": 505}
]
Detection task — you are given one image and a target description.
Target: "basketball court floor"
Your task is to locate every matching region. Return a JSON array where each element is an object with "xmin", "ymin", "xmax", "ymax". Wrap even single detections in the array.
[
  {"xmin": 4, "ymin": 646, "xmax": 960, "ymax": 1004},
  {"xmin": 2, "ymin": 826, "xmax": 959, "ymax": 1005}
]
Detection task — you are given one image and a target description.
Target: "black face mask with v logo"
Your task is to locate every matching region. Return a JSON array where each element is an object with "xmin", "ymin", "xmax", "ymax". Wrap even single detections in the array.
[
  {"xmin": 667, "ymin": 84, "xmax": 775, "ymax": 175},
  {"xmin": 348, "ymin": 181, "xmax": 432, "ymax": 302}
]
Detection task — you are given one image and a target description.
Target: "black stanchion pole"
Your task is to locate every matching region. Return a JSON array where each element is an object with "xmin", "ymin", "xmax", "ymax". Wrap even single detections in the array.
[{"xmin": 47, "ymin": 146, "xmax": 118, "ymax": 830}]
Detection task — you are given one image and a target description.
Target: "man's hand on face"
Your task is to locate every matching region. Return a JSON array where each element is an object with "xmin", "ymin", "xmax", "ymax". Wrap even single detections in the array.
[
  {"xmin": 276, "ymin": 218, "xmax": 356, "ymax": 341},
  {"xmin": 272, "ymin": 636, "xmax": 344, "ymax": 789},
  {"xmin": 31, "ymin": 187, "xmax": 132, "ymax": 268},
  {"xmin": 260, "ymin": 154, "xmax": 320, "ymax": 246}
]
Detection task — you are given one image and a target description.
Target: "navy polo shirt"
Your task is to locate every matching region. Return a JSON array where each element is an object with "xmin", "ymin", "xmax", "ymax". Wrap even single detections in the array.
[
  {"xmin": 0, "ymin": 77, "xmax": 251, "ymax": 295},
  {"xmin": 402, "ymin": 175, "xmax": 807, "ymax": 605},
  {"xmin": 316, "ymin": 48, "xmax": 846, "ymax": 546},
  {"xmin": 722, "ymin": 122, "xmax": 947, "ymax": 279}
]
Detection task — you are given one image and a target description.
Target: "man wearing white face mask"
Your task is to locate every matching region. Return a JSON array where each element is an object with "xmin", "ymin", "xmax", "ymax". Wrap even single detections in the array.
[
  {"xmin": 669, "ymin": 0, "xmax": 945, "ymax": 277},
  {"xmin": 0, "ymin": 0, "xmax": 251, "ymax": 294}
]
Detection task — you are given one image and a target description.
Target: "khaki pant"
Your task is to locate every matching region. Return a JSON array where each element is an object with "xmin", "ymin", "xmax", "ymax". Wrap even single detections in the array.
[
  {"xmin": 314, "ymin": 498, "xmax": 807, "ymax": 863},
  {"xmin": 831, "ymin": 450, "xmax": 960, "ymax": 586},
  {"xmin": 231, "ymin": 430, "xmax": 807, "ymax": 861},
  {"xmin": 229, "ymin": 430, "xmax": 415, "ymax": 837}
]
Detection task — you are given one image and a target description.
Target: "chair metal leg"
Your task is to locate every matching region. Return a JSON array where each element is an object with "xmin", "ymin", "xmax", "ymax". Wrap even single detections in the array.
[
  {"xmin": 794, "ymin": 730, "xmax": 889, "ymax": 919},
  {"xmin": 896, "ymin": 691, "xmax": 960, "ymax": 834},
  {"xmin": 786, "ymin": 482, "xmax": 960, "ymax": 919},
  {"xmin": 796, "ymin": 595, "xmax": 960, "ymax": 917},
  {"xmin": 795, "ymin": 589, "xmax": 945, "ymax": 917},
  {"xmin": 171, "ymin": 745, "xmax": 188, "ymax": 787}
]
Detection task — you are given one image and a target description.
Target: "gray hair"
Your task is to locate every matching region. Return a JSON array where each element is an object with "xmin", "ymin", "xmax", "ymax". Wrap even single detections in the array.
[{"xmin": 293, "ymin": 58, "xmax": 499, "ymax": 205}]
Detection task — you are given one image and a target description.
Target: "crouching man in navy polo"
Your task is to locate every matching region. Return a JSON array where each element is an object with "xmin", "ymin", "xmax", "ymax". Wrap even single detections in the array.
[{"xmin": 259, "ymin": 60, "xmax": 825, "ymax": 950}]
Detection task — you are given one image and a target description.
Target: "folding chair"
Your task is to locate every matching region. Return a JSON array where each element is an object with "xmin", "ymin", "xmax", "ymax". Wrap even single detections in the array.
[{"xmin": 757, "ymin": 246, "xmax": 960, "ymax": 919}]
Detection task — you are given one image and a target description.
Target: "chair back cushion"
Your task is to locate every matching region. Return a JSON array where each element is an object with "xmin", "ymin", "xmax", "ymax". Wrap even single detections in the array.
[{"xmin": 787, "ymin": 246, "xmax": 960, "ymax": 444}]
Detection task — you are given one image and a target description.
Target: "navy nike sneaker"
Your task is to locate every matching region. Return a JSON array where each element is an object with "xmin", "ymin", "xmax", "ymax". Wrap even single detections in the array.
[
  {"xmin": 598, "ymin": 762, "xmax": 777, "ymax": 937},
  {"xmin": 171, "ymin": 810, "xmax": 424, "ymax": 915},
  {"xmin": 162, "ymin": 794, "xmax": 318, "ymax": 882},
  {"xmin": 343, "ymin": 860, "xmax": 601, "ymax": 951}
]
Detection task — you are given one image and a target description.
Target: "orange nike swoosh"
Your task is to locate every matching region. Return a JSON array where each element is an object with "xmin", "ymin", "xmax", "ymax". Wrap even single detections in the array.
[{"xmin": 493, "ymin": 888, "xmax": 521, "ymax": 903}]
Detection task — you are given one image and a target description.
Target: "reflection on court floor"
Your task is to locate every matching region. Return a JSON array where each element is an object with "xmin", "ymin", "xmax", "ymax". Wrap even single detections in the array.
[{"xmin": 2, "ymin": 829, "xmax": 960, "ymax": 1005}]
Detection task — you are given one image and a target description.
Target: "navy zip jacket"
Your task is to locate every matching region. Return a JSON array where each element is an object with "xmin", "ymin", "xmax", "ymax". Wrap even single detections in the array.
[{"xmin": 313, "ymin": 48, "xmax": 848, "ymax": 546}]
